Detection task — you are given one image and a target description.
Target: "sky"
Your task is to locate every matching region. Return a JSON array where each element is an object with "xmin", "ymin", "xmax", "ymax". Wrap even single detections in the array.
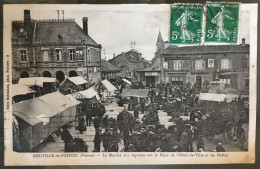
[{"xmin": 5, "ymin": 4, "xmax": 250, "ymax": 61}]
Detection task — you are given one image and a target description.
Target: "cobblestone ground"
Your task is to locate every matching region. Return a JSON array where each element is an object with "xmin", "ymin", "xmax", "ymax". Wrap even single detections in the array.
[{"xmin": 36, "ymin": 101, "xmax": 248, "ymax": 152}]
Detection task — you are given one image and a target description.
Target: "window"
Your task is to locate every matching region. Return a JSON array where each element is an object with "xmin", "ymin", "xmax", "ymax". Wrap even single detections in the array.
[
  {"xmin": 94, "ymin": 67, "xmax": 97, "ymax": 72},
  {"xmin": 163, "ymin": 62, "xmax": 168, "ymax": 69},
  {"xmin": 194, "ymin": 59, "xmax": 205, "ymax": 70},
  {"xmin": 208, "ymin": 59, "xmax": 214, "ymax": 68},
  {"xmin": 220, "ymin": 78, "xmax": 231, "ymax": 84},
  {"xmin": 69, "ymin": 49, "xmax": 75, "ymax": 61},
  {"xmin": 244, "ymin": 54, "xmax": 249, "ymax": 68},
  {"xmin": 20, "ymin": 50, "xmax": 27, "ymax": 62},
  {"xmin": 172, "ymin": 77, "xmax": 183, "ymax": 85},
  {"xmin": 87, "ymin": 49, "xmax": 91, "ymax": 63},
  {"xmin": 173, "ymin": 60, "xmax": 183, "ymax": 70},
  {"xmin": 43, "ymin": 50, "xmax": 49, "ymax": 62},
  {"xmin": 221, "ymin": 58, "xmax": 232, "ymax": 69},
  {"xmin": 55, "ymin": 49, "xmax": 62, "ymax": 61},
  {"xmin": 97, "ymin": 50, "xmax": 99, "ymax": 56}
]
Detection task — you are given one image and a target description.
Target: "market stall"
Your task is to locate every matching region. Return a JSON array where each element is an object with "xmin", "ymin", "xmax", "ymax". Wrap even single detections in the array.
[
  {"xmin": 12, "ymin": 92, "xmax": 80, "ymax": 151},
  {"xmin": 12, "ymin": 84, "xmax": 36, "ymax": 103},
  {"xmin": 59, "ymin": 76, "xmax": 88, "ymax": 94}
]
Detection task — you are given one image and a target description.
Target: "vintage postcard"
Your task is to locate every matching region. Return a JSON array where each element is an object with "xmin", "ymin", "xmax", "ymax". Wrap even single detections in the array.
[{"xmin": 3, "ymin": 3, "xmax": 257, "ymax": 165}]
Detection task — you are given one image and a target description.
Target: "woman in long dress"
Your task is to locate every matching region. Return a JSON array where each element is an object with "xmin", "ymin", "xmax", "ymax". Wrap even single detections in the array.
[
  {"xmin": 211, "ymin": 6, "xmax": 234, "ymax": 40},
  {"xmin": 175, "ymin": 8, "xmax": 198, "ymax": 41}
]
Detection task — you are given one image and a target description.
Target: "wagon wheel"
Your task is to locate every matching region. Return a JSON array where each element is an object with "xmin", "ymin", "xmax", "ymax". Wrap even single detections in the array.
[
  {"xmin": 223, "ymin": 122, "xmax": 234, "ymax": 144},
  {"xmin": 205, "ymin": 130, "xmax": 215, "ymax": 141}
]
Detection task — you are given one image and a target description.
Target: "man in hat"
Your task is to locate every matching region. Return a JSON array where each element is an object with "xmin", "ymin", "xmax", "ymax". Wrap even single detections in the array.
[
  {"xmin": 126, "ymin": 144, "xmax": 137, "ymax": 152},
  {"xmin": 134, "ymin": 103, "xmax": 140, "ymax": 119},
  {"xmin": 102, "ymin": 128, "xmax": 112, "ymax": 152},
  {"xmin": 196, "ymin": 135, "xmax": 204, "ymax": 151},
  {"xmin": 77, "ymin": 114, "xmax": 86, "ymax": 134},
  {"xmin": 185, "ymin": 124, "xmax": 193, "ymax": 152},
  {"xmin": 93, "ymin": 127, "xmax": 102, "ymax": 152},
  {"xmin": 216, "ymin": 142, "xmax": 225, "ymax": 152},
  {"xmin": 93, "ymin": 115, "xmax": 102, "ymax": 132},
  {"xmin": 102, "ymin": 115, "xmax": 109, "ymax": 128},
  {"xmin": 190, "ymin": 111, "xmax": 196, "ymax": 123},
  {"xmin": 61, "ymin": 126, "xmax": 73, "ymax": 152},
  {"xmin": 140, "ymin": 98, "xmax": 146, "ymax": 114},
  {"xmin": 180, "ymin": 130, "xmax": 189, "ymax": 152}
]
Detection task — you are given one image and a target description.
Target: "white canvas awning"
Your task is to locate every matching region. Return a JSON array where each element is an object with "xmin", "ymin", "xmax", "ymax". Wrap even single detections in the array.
[
  {"xmin": 122, "ymin": 89, "xmax": 149, "ymax": 98},
  {"xmin": 60, "ymin": 76, "xmax": 88, "ymax": 86},
  {"xmin": 122, "ymin": 78, "xmax": 131, "ymax": 85},
  {"xmin": 70, "ymin": 88, "xmax": 100, "ymax": 100},
  {"xmin": 12, "ymin": 84, "xmax": 36, "ymax": 97},
  {"xmin": 36, "ymin": 113, "xmax": 50, "ymax": 125},
  {"xmin": 209, "ymin": 81, "xmax": 226, "ymax": 84},
  {"xmin": 199, "ymin": 93, "xmax": 227, "ymax": 102},
  {"xmin": 18, "ymin": 77, "xmax": 56, "ymax": 87},
  {"xmin": 101, "ymin": 79, "xmax": 117, "ymax": 92}
]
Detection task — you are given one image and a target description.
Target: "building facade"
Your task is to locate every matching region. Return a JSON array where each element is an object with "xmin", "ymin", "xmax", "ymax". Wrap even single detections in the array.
[
  {"xmin": 138, "ymin": 31, "xmax": 249, "ymax": 92},
  {"xmin": 12, "ymin": 10, "xmax": 102, "ymax": 84},
  {"xmin": 101, "ymin": 59, "xmax": 122, "ymax": 80},
  {"xmin": 163, "ymin": 42, "xmax": 249, "ymax": 92},
  {"xmin": 109, "ymin": 49, "xmax": 149, "ymax": 81},
  {"xmin": 137, "ymin": 31, "xmax": 169, "ymax": 87}
]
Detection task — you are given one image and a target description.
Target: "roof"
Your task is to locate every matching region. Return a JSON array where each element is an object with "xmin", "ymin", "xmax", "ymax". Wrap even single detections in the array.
[
  {"xmin": 65, "ymin": 94, "xmax": 82, "ymax": 104},
  {"xmin": 13, "ymin": 92, "xmax": 80, "ymax": 125},
  {"xmin": 110, "ymin": 49, "xmax": 143, "ymax": 63},
  {"xmin": 101, "ymin": 59, "xmax": 122, "ymax": 72},
  {"xmin": 122, "ymin": 89, "xmax": 149, "ymax": 98},
  {"xmin": 122, "ymin": 78, "xmax": 131, "ymax": 85},
  {"xmin": 60, "ymin": 76, "xmax": 88, "ymax": 86},
  {"xmin": 12, "ymin": 84, "xmax": 36, "ymax": 97},
  {"xmin": 12, "ymin": 19, "xmax": 99, "ymax": 46},
  {"xmin": 18, "ymin": 77, "xmax": 56, "ymax": 87},
  {"xmin": 13, "ymin": 98, "xmax": 58, "ymax": 125},
  {"xmin": 162, "ymin": 44, "xmax": 250, "ymax": 55},
  {"xmin": 70, "ymin": 88, "xmax": 100, "ymax": 100},
  {"xmin": 199, "ymin": 93, "xmax": 227, "ymax": 102},
  {"xmin": 156, "ymin": 31, "xmax": 163, "ymax": 44},
  {"xmin": 38, "ymin": 92, "xmax": 80, "ymax": 112},
  {"xmin": 101, "ymin": 79, "xmax": 117, "ymax": 92}
]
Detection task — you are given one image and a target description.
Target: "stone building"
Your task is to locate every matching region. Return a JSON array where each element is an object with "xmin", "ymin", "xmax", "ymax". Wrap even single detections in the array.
[
  {"xmin": 109, "ymin": 49, "xmax": 149, "ymax": 81},
  {"xmin": 137, "ymin": 31, "xmax": 169, "ymax": 87},
  {"xmin": 12, "ymin": 10, "xmax": 102, "ymax": 84},
  {"xmin": 101, "ymin": 59, "xmax": 122, "ymax": 80},
  {"xmin": 138, "ymin": 31, "xmax": 249, "ymax": 92},
  {"xmin": 162, "ymin": 40, "xmax": 249, "ymax": 92}
]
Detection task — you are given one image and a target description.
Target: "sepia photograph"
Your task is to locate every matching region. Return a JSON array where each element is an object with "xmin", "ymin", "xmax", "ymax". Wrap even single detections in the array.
[{"xmin": 3, "ymin": 3, "xmax": 257, "ymax": 165}]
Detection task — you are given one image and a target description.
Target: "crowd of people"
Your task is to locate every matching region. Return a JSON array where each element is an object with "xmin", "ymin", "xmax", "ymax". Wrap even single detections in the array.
[{"xmin": 60, "ymin": 80, "xmax": 248, "ymax": 152}]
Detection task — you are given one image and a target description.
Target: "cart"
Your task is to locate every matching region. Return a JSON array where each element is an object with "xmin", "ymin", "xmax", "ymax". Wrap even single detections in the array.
[{"xmin": 202, "ymin": 117, "xmax": 235, "ymax": 143}]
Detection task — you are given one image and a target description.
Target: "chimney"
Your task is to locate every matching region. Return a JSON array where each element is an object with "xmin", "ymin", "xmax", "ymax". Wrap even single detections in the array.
[
  {"xmin": 82, "ymin": 17, "xmax": 88, "ymax": 35},
  {"xmin": 242, "ymin": 38, "xmax": 245, "ymax": 46},
  {"xmin": 24, "ymin": 10, "xmax": 32, "ymax": 31},
  {"xmin": 113, "ymin": 53, "xmax": 115, "ymax": 58}
]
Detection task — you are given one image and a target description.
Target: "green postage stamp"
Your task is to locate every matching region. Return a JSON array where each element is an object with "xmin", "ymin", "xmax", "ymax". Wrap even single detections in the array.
[
  {"xmin": 205, "ymin": 3, "xmax": 240, "ymax": 43},
  {"xmin": 169, "ymin": 4, "xmax": 203, "ymax": 44}
]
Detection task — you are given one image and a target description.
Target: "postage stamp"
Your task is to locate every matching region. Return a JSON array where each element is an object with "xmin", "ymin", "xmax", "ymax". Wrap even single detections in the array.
[
  {"xmin": 169, "ymin": 4, "xmax": 203, "ymax": 44},
  {"xmin": 205, "ymin": 2, "xmax": 240, "ymax": 43}
]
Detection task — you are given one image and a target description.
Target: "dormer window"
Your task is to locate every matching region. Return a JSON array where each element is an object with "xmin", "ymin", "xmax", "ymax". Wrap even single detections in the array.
[{"xmin": 19, "ymin": 28, "xmax": 24, "ymax": 33}]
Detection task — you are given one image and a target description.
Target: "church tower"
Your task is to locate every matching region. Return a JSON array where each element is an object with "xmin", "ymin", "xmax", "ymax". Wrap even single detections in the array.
[{"xmin": 156, "ymin": 30, "xmax": 164, "ymax": 52}]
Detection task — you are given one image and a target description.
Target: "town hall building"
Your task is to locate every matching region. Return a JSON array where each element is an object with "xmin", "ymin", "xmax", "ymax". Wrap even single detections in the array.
[{"xmin": 12, "ymin": 10, "xmax": 102, "ymax": 84}]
